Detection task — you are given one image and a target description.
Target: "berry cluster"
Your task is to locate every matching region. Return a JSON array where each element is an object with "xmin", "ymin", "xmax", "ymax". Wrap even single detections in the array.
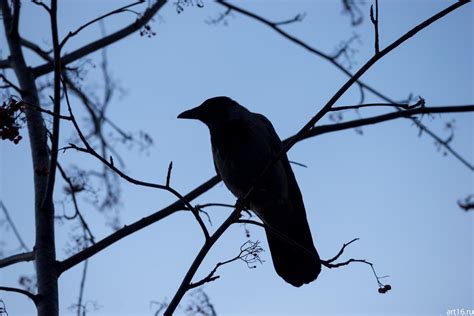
[
  {"xmin": 0, "ymin": 98, "xmax": 25, "ymax": 144},
  {"xmin": 139, "ymin": 24, "xmax": 156, "ymax": 37},
  {"xmin": 378, "ymin": 284, "xmax": 392, "ymax": 294}
]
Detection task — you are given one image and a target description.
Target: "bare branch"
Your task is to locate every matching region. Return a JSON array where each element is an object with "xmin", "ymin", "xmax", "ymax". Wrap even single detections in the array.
[
  {"xmin": 56, "ymin": 163, "xmax": 96, "ymax": 243},
  {"xmin": 57, "ymin": 174, "xmax": 221, "ymax": 274},
  {"xmin": 330, "ymin": 100, "xmax": 423, "ymax": 112},
  {"xmin": 0, "ymin": 286, "xmax": 38, "ymax": 305},
  {"xmin": 40, "ymin": 0, "xmax": 62, "ymax": 211},
  {"xmin": 0, "ymin": 251, "xmax": 35, "ymax": 269},
  {"xmin": 0, "ymin": 58, "xmax": 10, "ymax": 69},
  {"xmin": 0, "ymin": 200, "xmax": 29, "ymax": 251},
  {"xmin": 167, "ymin": 54, "xmax": 472, "ymax": 312},
  {"xmin": 19, "ymin": 99, "xmax": 72, "ymax": 120},
  {"xmin": 63, "ymin": 80, "xmax": 210, "ymax": 239},
  {"xmin": 166, "ymin": 161, "xmax": 173, "ymax": 187},
  {"xmin": 273, "ymin": 13, "xmax": 306, "ymax": 26},
  {"xmin": 11, "ymin": 0, "xmax": 21, "ymax": 36},
  {"xmin": 76, "ymin": 259, "xmax": 88, "ymax": 316},
  {"xmin": 341, "ymin": 0, "xmax": 364, "ymax": 26},
  {"xmin": 216, "ymin": 0, "xmax": 472, "ymax": 171},
  {"xmin": 32, "ymin": 0, "xmax": 167, "ymax": 78},
  {"xmin": 301, "ymin": 105, "xmax": 474, "ymax": 170},
  {"xmin": 31, "ymin": 0, "xmax": 50, "ymax": 13},
  {"xmin": 323, "ymin": 238, "xmax": 359, "ymax": 264},
  {"xmin": 370, "ymin": 0, "xmax": 380, "ymax": 53},
  {"xmin": 21, "ymin": 37, "xmax": 52, "ymax": 61},
  {"xmin": 164, "ymin": 207, "xmax": 240, "ymax": 316},
  {"xmin": 0, "ymin": 73, "xmax": 24, "ymax": 93},
  {"xmin": 458, "ymin": 195, "xmax": 474, "ymax": 212},
  {"xmin": 60, "ymin": 1, "xmax": 145, "ymax": 48}
]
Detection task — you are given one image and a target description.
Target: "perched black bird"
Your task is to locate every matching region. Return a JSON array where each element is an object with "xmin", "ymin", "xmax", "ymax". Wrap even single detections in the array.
[{"xmin": 178, "ymin": 96, "xmax": 321, "ymax": 287}]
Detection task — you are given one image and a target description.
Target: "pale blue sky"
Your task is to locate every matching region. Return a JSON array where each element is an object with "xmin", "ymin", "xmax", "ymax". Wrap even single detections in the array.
[{"xmin": 0, "ymin": 1, "xmax": 473, "ymax": 315}]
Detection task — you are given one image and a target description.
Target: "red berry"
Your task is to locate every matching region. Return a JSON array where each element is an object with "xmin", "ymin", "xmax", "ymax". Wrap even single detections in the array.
[
  {"xmin": 384, "ymin": 284, "xmax": 391, "ymax": 291},
  {"xmin": 378, "ymin": 287, "xmax": 386, "ymax": 294}
]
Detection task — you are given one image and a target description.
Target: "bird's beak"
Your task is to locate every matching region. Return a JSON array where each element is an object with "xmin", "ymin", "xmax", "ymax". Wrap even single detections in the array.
[{"xmin": 177, "ymin": 106, "xmax": 200, "ymax": 120}]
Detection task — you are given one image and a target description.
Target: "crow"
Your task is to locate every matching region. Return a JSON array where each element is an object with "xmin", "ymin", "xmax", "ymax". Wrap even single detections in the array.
[{"xmin": 178, "ymin": 96, "xmax": 321, "ymax": 287}]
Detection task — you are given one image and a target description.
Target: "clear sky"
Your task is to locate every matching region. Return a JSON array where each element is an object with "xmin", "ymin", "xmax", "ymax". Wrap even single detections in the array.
[{"xmin": 0, "ymin": 1, "xmax": 473, "ymax": 315}]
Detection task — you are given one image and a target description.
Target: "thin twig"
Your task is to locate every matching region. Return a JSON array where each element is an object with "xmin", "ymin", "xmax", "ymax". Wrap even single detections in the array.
[
  {"xmin": 370, "ymin": 0, "xmax": 380, "ymax": 53},
  {"xmin": 60, "ymin": 1, "xmax": 144, "ymax": 48},
  {"xmin": 165, "ymin": 3, "xmax": 469, "ymax": 313},
  {"xmin": 32, "ymin": 0, "xmax": 167, "ymax": 78},
  {"xmin": 40, "ymin": 0, "xmax": 62, "ymax": 210},
  {"xmin": 166, "ymin": 161, "xmax": 173, "ymax": 187},
  {"xmin": 188, "ymin": 240, "xmax": 263, "ymax": 289},
  {"xmin": 57, "ymin": 163, "xmax": 96, "ymax": 243},
  {"xmin": 57, "ymin": 175, "xmax": 221, "ymax": 275},
  {"xmin": 216, "ymin": 0, "xmax": 472, "ymax": 171},
  {"xmin": 301, "ymin": 105, "xmax": 474, "ymax": 170},
  {"xmin": 0, "ymin": 286, "xmax": 38, "ymax": 305},
  {"xmin": 62, "ymin": 78, "xmax": 210, "ymax": 239},
  {"xmin": 31, "ymin": 0, "xmax": 50, "ymax": 13},
  {"xmin": 0, "ymin": 58, "xmax": 10, "ymax": 69},
  {"xmin": 57, "ymin": 103, "xmax": 474, "ymax": 276},
  {"xmin": 0, "ymin": 73, "xmax": 24, "ymax": 93},
  {"xmin": 76, "ymin": 259, "xmax": 88, "ymax": 316},
  {"xmin": 323, "ymin": 238, "xmax": 359, "ymax": 264},
  {"xmin": 330, "ymin": 101, "xmax": 418, "ymax": 112},
  {"xmin": 0, "ymin": 201, "xmax": 29, "ymax": 251},
  {"xmin": 0, "ymin": 251, "xmax": 35, "ymax": 269},
  {"xmin": 273, "ymin": 13, "xmax": 305, "ymax": 26},
  {"xmin": 16, "ymin": 99, "xmax": 72, "ymax": 120}
]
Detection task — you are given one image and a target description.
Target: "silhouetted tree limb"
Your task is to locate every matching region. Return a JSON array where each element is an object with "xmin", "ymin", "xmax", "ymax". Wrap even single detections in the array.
[
  {"xmin": 0, "ymin": 201, "xmax": 30, "ymax": 251},
  {"xmin": 63, "ymin": 79, "xmax": 211, "ymax": 239},
  {"xmin": 59, "ymin": 0, "xmax": 144, "ymax": 48},
  {"xmin": 0, "ymin": 251, "xmax": 35, "ymax": 269},
  {"xmin": 216, "ymin": 0, "xmax": 472, "ymax": 171},
  {"xmin": 458, "ymin": 195, "xmax": 474, "ymax": 212},
  {"xmin": 164, "ymin": 3, "xmax": 469, "ymax": 313},
  {"xmin": 1, "ymin": 0, "xmax": 58, "ymax": 314},
  {"xmin": 32, "ymin": 0, "xmax": 166, "ymax": 78},
  {"xmin": 0, "ymin": 286, "xmax": 38, "ymax": 305},
  {"xmin": 188, "ymin": 240, "xmax": 263, "ymax": 289}
]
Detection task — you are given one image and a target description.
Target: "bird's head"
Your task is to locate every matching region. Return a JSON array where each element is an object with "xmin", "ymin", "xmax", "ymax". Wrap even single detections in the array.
[{"xmin": 177, "ymin": 96, "xmax": 246, "ymax": 129}]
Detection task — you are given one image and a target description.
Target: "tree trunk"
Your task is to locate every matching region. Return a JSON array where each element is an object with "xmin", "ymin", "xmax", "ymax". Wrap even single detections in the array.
[{"xmin": 1, "ymin": 1, "xmax": 58, "ymax": 315}]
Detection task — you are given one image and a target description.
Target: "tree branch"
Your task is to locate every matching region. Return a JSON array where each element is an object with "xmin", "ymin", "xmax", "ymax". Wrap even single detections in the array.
[
  {"xmin": 40, "ymin": 0, "xmax": 61, "ymax": 210},
  {"xmin": 165, "ymin": 3, "xmax": 469, "ymax": 312},
  {"xmin": 0, "ymin": 200, "xmax": 29, "ymax": 251},
  {"xmin": 60, "ymin": 0, "xmax": 144, "ymax": 48},
  {"xmin": 0, "ymin": 73, "xmax": 24, "ymax": 93},
  {"xmin": 188, "ymin": 240, "xmax": 263, "ymax": 290},
  {"xmin": 0, "ymin": 58, "xmax": 10, "ymax": 69},
  {"xmin": 32, "ymin": 0, "xmax": 167, "ymax": 78},
  {"xmin": 56, "ymin": 163, "xmax": 96, "ymax": 243},
  {"xmin": 57, "ymin": 175, "xmax": 220, "ymax": 274},
  {"xmin": 370, "ymin": 0, "xmax": 380, "ymax": 53},
  {"xmin": 301, "ymin": 105, "xmax": 474, "ymax": 170},
  {"xmin": 0, "ymin": 286, "xmax": 38, "ymax": 305},
  {"xmin": 0, "ymin": 251, "xmax": 35, "ymax": 269},
  {"xmin": 56, "ymin": 103, "xmax": 474, "ymax": 275},
  {"xmin": 216, "ymin": 0, "xmax": 472, "ymax": 171}
]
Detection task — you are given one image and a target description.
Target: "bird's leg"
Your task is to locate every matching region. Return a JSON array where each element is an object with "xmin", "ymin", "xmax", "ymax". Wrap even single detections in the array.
[{"xmin": 233, "ymin": 198, "xmax": 249, "ymax": 219}]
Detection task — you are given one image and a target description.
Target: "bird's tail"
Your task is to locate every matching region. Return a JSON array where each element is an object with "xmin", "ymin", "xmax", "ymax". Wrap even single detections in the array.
[{"xmin": 263, "ymin": 210, "xmax": 321, "ymax": 287}]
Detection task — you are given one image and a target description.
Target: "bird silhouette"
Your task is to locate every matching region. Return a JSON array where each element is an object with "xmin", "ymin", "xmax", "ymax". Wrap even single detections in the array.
[{"xmin": 178, "ymin": 96, "xmax": 321, "ymax": 287}]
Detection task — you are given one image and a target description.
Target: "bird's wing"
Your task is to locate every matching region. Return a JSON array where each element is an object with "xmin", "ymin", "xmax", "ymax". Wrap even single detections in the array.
[{"xmin": 254, "ymin": 114, "xmax": 305, "ymax": 214}]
